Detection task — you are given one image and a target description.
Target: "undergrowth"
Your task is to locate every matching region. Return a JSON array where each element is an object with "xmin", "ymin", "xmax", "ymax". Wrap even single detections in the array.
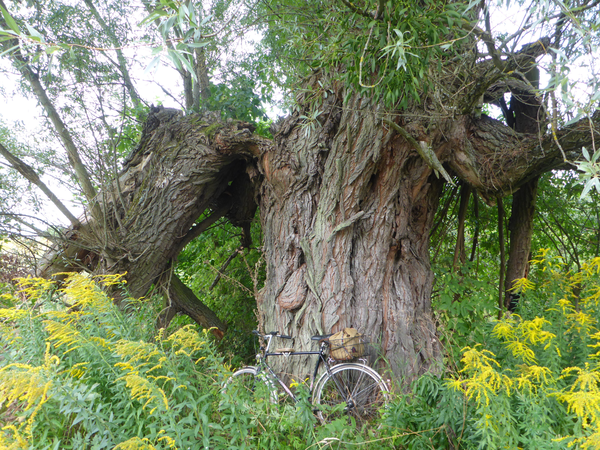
[
  {"xmin": 0, "ymin": 273, "xmax": 393, "ymax": 449},
  {"xmin": 2, "ymin": 251, "xmax": 600, "ymax": 448},
  {"xmin": 441, "ymin": 251, "xmax": 600, "ymax": 449}
]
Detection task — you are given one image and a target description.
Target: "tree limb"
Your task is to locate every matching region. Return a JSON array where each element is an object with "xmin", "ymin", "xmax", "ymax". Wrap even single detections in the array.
[
  {"xmin": 0, "ymin": 141, "xmax": 80, "ymax": 227},
  {"xmin": 383, "ymin": 119, "xmax": 455, "ymax": 185},
  {"xmin": 0, "ymin": 0, "xmax": 101, "ymax": 220}
]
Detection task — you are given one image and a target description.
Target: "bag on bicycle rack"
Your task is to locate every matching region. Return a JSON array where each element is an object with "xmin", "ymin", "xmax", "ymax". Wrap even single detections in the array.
[{"xmin": 329, "ymin": 328, "xmax": 365, "ymax": 361}]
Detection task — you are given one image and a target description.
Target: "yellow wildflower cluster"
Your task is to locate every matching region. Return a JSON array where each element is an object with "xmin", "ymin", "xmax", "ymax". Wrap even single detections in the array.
[
  {"xmin": 15, "ymin": 277, "xmax": 56, "ymax": 301},
  {"xmin": 113, "ymin": 431, "xmax": 177, "ymax": 450},
  {"xmin": 491, "ymin": 315, "xmax": 556, "ymax": 364},
  {"xmin": 0, "ymin": 308, "xmax": 29, "ymax": 347},
  {"xmin": 162, "ymin": 324, "xmax": 209, "ymax": 362},
  {"xmin": 0, "ymin": 272, "xmax": 203, "ymax": 448},
  {"xmin": 118, "ymin": 373, "xmax": 169, "ymax": 414},
  {"xmin": 448, "ymin": 346, "xmax": 512, "ymax": 406},
  {"xmin": 113, "ymin": 436, "xmax": 158, "ymax": 450},
  {"xmin": 115, "ymin": 339, "xmax": 165, "ymax": 372},
  {"xmin": 0, "ymin": 344, "xmax": 58, "ymax": 446},
  {"xmin": 449, "ymin": 250, "xmax": 600, "ymax": 448},
  {"xmin": 60, "ymin": 273, "xmax": 119, "ymax": 319}
]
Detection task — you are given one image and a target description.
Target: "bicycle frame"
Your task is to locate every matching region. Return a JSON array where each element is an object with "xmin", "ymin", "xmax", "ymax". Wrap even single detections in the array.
[{"xmin": 254, "ymin": 332, "xmax": 343, "ymax": 403}]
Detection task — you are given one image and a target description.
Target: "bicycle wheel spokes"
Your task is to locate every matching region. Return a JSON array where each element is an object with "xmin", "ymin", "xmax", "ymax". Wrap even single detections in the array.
[
  {"xmin": 223, "ymin": 367, "xmax": 278, "ymax": 409},
  {"xmin": 314, "ymin": 364, "xmax": 388, "ymax": 425},
  {"xmin": 223, "ymin": 367, "xmax": 258, "ymax": 408}
]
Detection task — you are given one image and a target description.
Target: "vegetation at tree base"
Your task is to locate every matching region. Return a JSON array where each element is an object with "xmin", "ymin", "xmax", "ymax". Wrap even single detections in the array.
[
  {"xmin": 1, "ymin": 0, "xmax": 600, "ymax": 446},
  {"xmin": 1, "ymin": 253, "xmax": 600, "ymax": 448}
]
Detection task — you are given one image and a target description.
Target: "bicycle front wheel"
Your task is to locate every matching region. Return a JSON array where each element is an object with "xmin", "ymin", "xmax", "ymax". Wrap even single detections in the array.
[
  {"xmin": 313, "ymin": 363, "xmax": 389, "ymax": 425},
  {"xmin": 222, "ymin": 366, "xmax": 277, "ymax": 408}
]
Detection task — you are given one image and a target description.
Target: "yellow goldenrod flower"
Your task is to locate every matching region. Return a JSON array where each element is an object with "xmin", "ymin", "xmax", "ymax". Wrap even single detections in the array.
[
  {"xmin": 509, "ymin": 277, "xmax": 536, "ymax": 294},
  {"xmin": 118, "ymin": 373, "xmax": 169, "ymax": 413},
  {"xmin": 492, "ymin": 319, "xmax": 516, "ymax": 341},
  {"xmin": 113, "ymin": 437, "xmax": 158, "ymax": 450},
  {"xmin": 559, "ymin": 364, "xmax": 600, "ymax": 428}
]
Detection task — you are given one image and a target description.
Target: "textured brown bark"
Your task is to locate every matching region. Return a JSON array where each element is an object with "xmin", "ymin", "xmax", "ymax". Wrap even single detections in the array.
[
  {"xmin": 159, "ymin": 272, "xmax": 226, "ymax": 338},
  {"xmin": 35, "ymin": 97, "xmax": 600, "ymax": 381},
  {"xmin": 504, "ymin": 177, "xmax": 539, "ymax": 311},
  {"xmin": 39, "ymin": 107, "xmax": 267, "ymax": 335},
  {"xmin": 257, "ymin": 91, "xmax": 444, "ymax": 381},
  {"xmin": 453, "ymin": 184, "xmax": 471, "ymax": 271}
]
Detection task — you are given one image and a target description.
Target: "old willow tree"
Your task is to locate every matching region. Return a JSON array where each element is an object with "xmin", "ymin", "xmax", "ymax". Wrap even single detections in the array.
[{"xmin": 1, "ymin": 0, "xmax": 599, "ymax": 379}]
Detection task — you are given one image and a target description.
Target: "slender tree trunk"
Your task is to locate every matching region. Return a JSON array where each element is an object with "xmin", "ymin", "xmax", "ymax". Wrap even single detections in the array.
[
  {"xmin": 0, "ymin": 0, "xmax": 100, "ymax": 219},
  {"xmin": 0, "ymin": 142, "xmax": 80, "ymax": 227},
  {"xmin": 453, "ymin": 184, "xmax": 471, "ymax": 271},
  {"xmin": 497, "ymin": 197, "xmax": 506, "ymax": 319},
  {"xmin": 469, "ymin": 193, "xmax": 479, "ymax": 263},
  {"xmin": 504, "ymin": 177, "xmax": 539, "ymax": 310}
]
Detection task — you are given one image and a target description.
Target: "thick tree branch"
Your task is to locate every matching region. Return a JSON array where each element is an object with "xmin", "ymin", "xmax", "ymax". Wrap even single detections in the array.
[
  {"xmin": 450, "ymin": 110, "xmax": 600, "ymax": 197},
  {"xmin": 0, "ymin": 141, "xmax": 80, "ymax": 227}
]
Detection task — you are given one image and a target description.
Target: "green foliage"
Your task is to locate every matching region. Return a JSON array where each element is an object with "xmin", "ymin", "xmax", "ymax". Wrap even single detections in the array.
[
  {"xmin": 444, "ymin": 252, "xmax": 600, "ymax": 449},
  {"xmin": 381, "ymin": 252, "xmax": 600, "ymax": 448},
  {"xmin": 5, "ymin": 259, "xmax": 600, "ymax": 449},
  {"xmin": 0, "ymin": 274, "xmax": 229, "ymax": 449},
  {"xmin": 433, "ymin": 261, "xmax": 497, "ymax": 363},
  {"xmin": 258, "ymin": 0, "xmax": 472, "ymax": 107},
  {"xmin": 0, "ymin": 274, "xmax": 400, "ymax": 449},
  {"xmin": 203, "ymin": 77, "xmax": 268, "ymax": 122},
  {"xmin": 535, "ymin": 173, "xmax": 600, "ymax": 269},
  {"xmin": 576, "ymin": 147, "xmax": 600, "ymax": 199},
  {"xmin": 177, "ymin": 216, "xmax": 264, "ymax": 366},
  {"xmin": 384, "ymin": 373, "xmax": 469, "ymax": 449}
]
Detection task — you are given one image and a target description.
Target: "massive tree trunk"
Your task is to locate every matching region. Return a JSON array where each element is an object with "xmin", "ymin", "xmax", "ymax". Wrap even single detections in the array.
[
  {"xmin": 36, "ymin": 95, "xmax": 600, "ymax": 381},
  {"xmin": 258, "ymin": 92, "xmax": 443, "ymax": 380}
]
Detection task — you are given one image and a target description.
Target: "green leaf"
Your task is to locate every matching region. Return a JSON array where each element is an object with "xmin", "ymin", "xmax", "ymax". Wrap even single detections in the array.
[
  {"xmin": 580, "ymin": 178, "xmax": 595, "ymax": 199},
  {"xmin": 582, "ymin": 147, "xmax": 590, "ymax": 161},
  {"xmin": 187, "ymin": 41, "xmax": 209, "ymax": 48},
  {"xmin": 0, "ymin": 43, "xmax": 18, "ymax": 58},
  {"xmin": 0, "ymin": 6, "xmax": 20, "ymax": 34},
  {"xmin": 45, "ymin": 45, "xmax": 62, "ymax": 55},
  {"xmin": 25, "ymin": 23, "xmax": 43, "ymax": 42},
  {"xmin": 144, "ymin": 55, "xmax": 162, "ymax": 75}
]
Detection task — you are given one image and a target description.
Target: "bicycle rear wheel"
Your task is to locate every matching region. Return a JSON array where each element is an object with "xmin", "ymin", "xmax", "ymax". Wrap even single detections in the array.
[
  {"xmin": 313, "ymin": 363, "xmax": 389, "ymax": 425},
  {"xmin": 222, "ymin": 366, "xmax": 277, "ymax": 407}
]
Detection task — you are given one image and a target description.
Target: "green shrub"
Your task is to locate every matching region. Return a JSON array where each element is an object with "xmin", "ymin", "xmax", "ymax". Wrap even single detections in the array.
[
  {"xmin": 0, "ymin": 274, "xmax": 396, "ymax": 449},
  {"xmin": 0, "ymin": 274, "xmax": 227, "ymax": 449},
  {"xmin": 445, "ymin": 252, "xmax": 600, "ymax": 449}
]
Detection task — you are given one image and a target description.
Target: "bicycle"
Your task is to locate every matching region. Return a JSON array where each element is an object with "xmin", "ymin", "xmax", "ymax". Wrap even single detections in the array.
[{"xmin": 223, "ymin": 330, "xmax": 389, "ymax": 425}]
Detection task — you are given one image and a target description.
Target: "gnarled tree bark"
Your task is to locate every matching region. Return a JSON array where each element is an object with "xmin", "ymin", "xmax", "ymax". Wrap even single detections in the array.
[{"xmin": 35, "ymin": 99, "xmax": 600, "ymax": 381}]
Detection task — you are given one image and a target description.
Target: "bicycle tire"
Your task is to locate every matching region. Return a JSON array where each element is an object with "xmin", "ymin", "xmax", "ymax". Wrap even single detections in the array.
[
  {"xmin": 312, "ymin": 363, "xmax": 389, "ymax": 424},
  {"xmin": 222, "ymin": 366, "xmax": 277, "ymax": 406}
]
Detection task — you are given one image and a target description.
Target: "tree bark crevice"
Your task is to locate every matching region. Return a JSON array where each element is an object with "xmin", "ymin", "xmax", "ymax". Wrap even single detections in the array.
[{"xmin": 33, "ymin": 88, "xmax": 599, "ymax": 381}]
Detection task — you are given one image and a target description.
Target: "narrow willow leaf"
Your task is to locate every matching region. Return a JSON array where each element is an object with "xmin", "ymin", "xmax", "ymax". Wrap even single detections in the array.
[{"xmin": 0, "ymin": 6, "xmax": 20, "ymax": 34}]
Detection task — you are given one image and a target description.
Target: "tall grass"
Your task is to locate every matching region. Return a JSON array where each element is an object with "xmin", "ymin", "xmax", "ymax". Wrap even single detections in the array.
[
  {"xmin": 0, "ymin": 274, "xmax": 392, "ymax": 449},
  {"xmin": 2, "ymin": 252, "xmax": 600, "ymax": 448}
]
